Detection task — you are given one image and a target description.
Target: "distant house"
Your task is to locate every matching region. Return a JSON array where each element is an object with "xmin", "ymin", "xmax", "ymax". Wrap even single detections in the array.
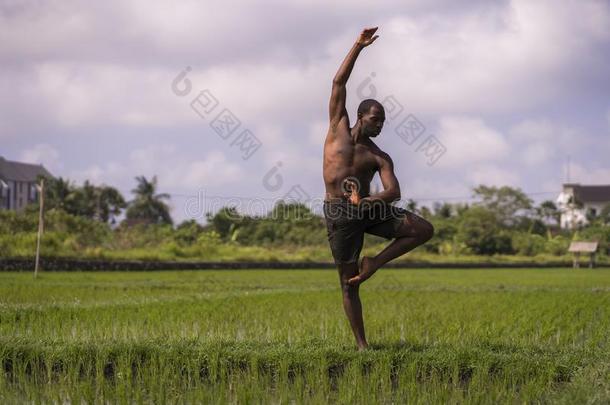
[
  {"xmin": 556, "ymin": 183, "xmax": 610, "ymax": 229},
  {"xmin": 0, "ymin": 156, "xmax": 53, "ymax": 211}
]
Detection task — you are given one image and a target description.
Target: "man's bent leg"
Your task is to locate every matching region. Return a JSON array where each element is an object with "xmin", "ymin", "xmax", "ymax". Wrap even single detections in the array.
[
  {"xmin": 348, "ymin": 212, "xmax": 434, "ymax": 285},
  {"xmin": 371, "ymin": 212, "xmax": 434, "ymax": 269},
  {"xmin": 338, "ymin": 262, "xmax": 368, "ymax": 350}
]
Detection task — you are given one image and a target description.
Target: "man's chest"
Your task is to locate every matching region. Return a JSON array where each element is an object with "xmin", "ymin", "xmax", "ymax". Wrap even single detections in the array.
[{"xmin": 329, "ymin": 140, "xmax": 378, "ymax": 170}]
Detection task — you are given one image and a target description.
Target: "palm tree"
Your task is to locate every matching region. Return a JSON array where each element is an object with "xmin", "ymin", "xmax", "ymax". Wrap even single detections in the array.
[
  {"xmin": 69, "ymin": 180, "xmax": 98, "ymax": 218},
  {"xmin": 37, "ymin": 176, "xmax": 126, "ymax": 223},
  {"xmin": 43, "ymin": 176, "xmax": 73, "ymax": 211},
  {"xmin": 125, "ymin": 176, "xmax": 172, "ymax": 225},
  {"xmin": 98, "ymin": 186, "xmax": 127, "ymax": 224}
]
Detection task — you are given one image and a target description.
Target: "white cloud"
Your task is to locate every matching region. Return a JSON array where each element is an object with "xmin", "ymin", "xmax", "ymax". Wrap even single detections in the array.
[
  {"xmin": 508, "ymin": 118, "xmax": 590, "ymax": 166},
  {"xmin": 2, "ymin": 0, "xmax": 609, "ymax": 216},
  {"xmin": 330, "ymin": 0, "xmax": 610, "ymax": 115},
  {"xmin": 434, "ymin": 115, "xmax": 509, "ymax": 168},
  {"xmin": 509, "ymin": 119, "xmax": 555, "ymax": 142},
  {"xmin": 468, "ymin": 165, "xmax": 520, "ymax": 187},
  {"xmin": 568, "ymin": 163, "xmax": 610, "ymax": 185},
  {"xmin": 71, "ymin": 162, "xmax": 125, "ymax": 185},
  {"xmin": 308, "ymin": 119, "xmax": 328, "ymax": 146},
  {"xmin": 20, "ymin": 144, "xmax": 62, "ymax": 173},
  {"xmin": 400, "ymin": 177, "xmax": 471, "ymax": 202},
  {"xmin": 509, "ymin": 119, "xmax": 555, "ymax": 166},
  {"xmin": 175, "ymin": 151, "xmax": 244, "ymax": 189},
  {"xmin": 2, "ymin": 59, "xmax": 330, "ymax": 133},
  {"xmin": 70, "ymin": 146, "xmax": 244, "ymax": 191},
  {"xmin": 135, "ymin": 147, "xmax": 245, "ymax": 190},
  {"xmin": 67, "ymin": 147, "xmax": 247, "ymax": 222},
  {"xmin": 4, "ymin": 0, "xmax": 609, "ymax": 134},
  {"xmin": 35, "ymin": 62, "xmax": 194, "ymax": 129}
]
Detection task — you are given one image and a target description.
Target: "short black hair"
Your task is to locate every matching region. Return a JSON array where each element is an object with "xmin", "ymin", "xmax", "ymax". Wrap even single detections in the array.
[{"xmin": 357, "ymin": 99, "xmax": 384, "ymax": 117}]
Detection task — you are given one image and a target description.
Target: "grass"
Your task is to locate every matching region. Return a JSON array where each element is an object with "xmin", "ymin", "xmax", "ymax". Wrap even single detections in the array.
[{"xmin": 0, "ymin": 268, "xmax": 609, "ymax": 403}]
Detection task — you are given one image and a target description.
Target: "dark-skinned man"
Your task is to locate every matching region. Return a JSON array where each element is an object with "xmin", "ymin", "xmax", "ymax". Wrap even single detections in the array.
[{"xmin": 323, "ymin": 27, "xmax": 435, "ymax": 350}]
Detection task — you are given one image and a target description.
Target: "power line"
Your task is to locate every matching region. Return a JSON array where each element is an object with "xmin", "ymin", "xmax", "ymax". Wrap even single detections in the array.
[
  {"xmin": 411, "ymin": 190, "xmax": 561, "ymax": 202},
  {"xmin": 162, "ymin": 189, "xmax": 561, "ymax": 204},
  {"xmin": 165, "ymin": 193, "xmax": 291, "ymax": 202}
]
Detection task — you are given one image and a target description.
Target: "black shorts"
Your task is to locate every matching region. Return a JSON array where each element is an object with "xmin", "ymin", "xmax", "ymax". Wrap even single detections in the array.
[{"xmin": 323, "ymin": 199, "xmax": 411, "ymax": 265}]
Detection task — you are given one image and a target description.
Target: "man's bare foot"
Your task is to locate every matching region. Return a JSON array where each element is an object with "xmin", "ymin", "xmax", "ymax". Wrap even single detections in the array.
[
  {"xmin": 357, "ymin": 342, "xmax": 369, "ymax": 351},
  {"xmin": 347, "ymin": 256, "xmax": 378, "ymax": 286}
]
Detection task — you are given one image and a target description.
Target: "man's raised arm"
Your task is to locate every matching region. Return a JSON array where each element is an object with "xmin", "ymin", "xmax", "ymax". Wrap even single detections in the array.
[{"xmin": 329, "ymin": 27, "xmax": 379, "ymax": 131}]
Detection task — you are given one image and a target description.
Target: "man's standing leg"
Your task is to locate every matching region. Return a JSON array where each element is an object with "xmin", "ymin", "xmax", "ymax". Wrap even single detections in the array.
[
  {"xmin": 323, "ymin": 202, "xmax": 369, "ymax": 349},
  {"xmin": 338, "ymin": 262, "xmax": 368, "ymax": 350}
]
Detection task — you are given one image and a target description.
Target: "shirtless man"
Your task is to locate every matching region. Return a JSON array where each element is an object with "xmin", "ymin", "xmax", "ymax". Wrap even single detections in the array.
[{"xmin": 323, "ymin": 27, "xmax": 435, "ymax": 350}]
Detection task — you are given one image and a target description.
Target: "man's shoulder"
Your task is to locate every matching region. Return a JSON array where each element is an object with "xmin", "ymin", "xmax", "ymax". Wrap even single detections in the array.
[
  {"xmin": 368, "ymin": 141, "xmax": 390, "ymax": 158},
  {"xmin": 370, "ymin": 144, "xmax": 393, "ymax": 166},
  {"xmin": 329, "ymin": 114, "xmax": 351, "ymax": 135}
]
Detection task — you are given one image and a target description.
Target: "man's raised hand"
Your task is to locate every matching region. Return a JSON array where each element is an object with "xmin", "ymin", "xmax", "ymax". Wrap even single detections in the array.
[{"xmin": 357, "ymin": 27, "xmax": 379, "ymax": 47}]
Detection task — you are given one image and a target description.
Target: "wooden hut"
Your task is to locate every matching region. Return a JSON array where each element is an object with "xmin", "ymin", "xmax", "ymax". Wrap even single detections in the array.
[{"xmin": 568, "ymin": 241, "xmax": 599, "ymax": 268}]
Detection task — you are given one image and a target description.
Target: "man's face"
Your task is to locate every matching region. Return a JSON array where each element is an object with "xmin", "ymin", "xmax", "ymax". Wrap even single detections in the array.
[{"xmin": 360, "ymin": 105, "xmax": 385, "ymax": 137}]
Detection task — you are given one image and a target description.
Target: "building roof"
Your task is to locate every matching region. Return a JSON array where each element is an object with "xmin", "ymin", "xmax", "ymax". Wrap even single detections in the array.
[
  {"xmin": 563, "ymin": 183, "xmax": 610, "ymax": 204},
  {"xmin": 568, "ymin": 241, "xmax": 598, "ymax": 253},
  {"xmin": 0, "ymin": 156, "xmax": 53, "ymax": 182}
]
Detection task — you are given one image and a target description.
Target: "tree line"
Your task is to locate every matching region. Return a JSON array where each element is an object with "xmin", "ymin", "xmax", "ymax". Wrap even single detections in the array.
[
  {"xmin": 1, "ymin": 176, "xmax": 608, "ymax": 259},
  {"xmin": 43, "ymin": 175, "xmax": 172, "ymax": 225}
]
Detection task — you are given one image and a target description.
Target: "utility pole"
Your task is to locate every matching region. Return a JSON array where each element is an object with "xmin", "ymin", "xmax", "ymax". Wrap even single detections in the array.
[{"xmin": 34, "ymin": 178, "xmax": 44, "ymax": 279}]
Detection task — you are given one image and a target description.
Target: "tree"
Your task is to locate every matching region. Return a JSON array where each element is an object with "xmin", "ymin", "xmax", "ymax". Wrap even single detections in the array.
[
  {"xmin": 125, "ymin": 176, "xmax": 172, "ymax": 225},
  {"xmin": 36, "ymin": 177, "xmax": 125, "ymax": 224},
  {"xmin": 456, "ymin": 206, "xmax": 513, "ymax": 255},
  {"xmin": 537, "ymin": 200, "xmax": 560, "ymax": 227},
  {"xmin": 472, "ymin": 185, "xmax": 533, "ymax": 227},
  {"xmin": 174, "ymin": 220, "xmax": 205, "ymax": 244},
  {"xmin": 600, "ymin": 204, "xmax": 610, "ymax": 226},
  {"xmin": 69, "ymin": 180, "xmax": 99, "ymax": 218},
  {"xmin": 43, "ymin": 176, "xmax": 74, "ymax": 211},
  {"xmin": 271, "ymin": 201, "xmax": 314, "ymax": 221},
  {"xmin": 405, "ymin": 198, "xmax": 418, "ymax": 213},
  {"xmin": 419, "ymin": 205, "xmax": 432, "ymax": 219},
  {"xmin": 433, "ymin": 202, "xmax": 453, "ymax": 219},
  {"xmin": 65, "ymin": 181, "xmax": 126, "ymax": 223},
  {"xmin": 97, "ymin": 186, "xmax": 126, "ymax": 224},
  {"xmin": 206, "ymin": 206, "xmax": 241, "ymax": 239}
]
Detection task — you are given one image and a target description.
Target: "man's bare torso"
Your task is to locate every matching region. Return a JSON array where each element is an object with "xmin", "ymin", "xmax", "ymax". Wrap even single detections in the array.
[
  {"xmin": 324, "ymin": 27, "xmax": 399, "ymax": 206},
  {"xmin": 323, "ymin": 117, "xmax": 386, "ymax": 201}
]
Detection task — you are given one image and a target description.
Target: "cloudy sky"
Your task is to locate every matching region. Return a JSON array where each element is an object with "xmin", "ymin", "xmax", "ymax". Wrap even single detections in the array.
[{"xmin": 2, "ymin": 0, "xmax": 609, "ymax": 222}]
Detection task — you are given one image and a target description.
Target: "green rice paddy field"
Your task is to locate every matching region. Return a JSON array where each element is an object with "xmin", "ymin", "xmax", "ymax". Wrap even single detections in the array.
[{"xmin": 1, "ymin": 268, "xmax": 609, "ymax": 404}]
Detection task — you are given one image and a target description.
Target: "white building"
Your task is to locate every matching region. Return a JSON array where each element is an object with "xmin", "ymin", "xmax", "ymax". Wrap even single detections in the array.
[{"xmin": 556, "ymin": 183, "xmax": 610, "ymax": 229}]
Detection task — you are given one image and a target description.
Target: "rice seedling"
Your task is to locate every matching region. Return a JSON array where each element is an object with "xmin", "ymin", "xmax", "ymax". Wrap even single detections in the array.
[{"xmin": 0, "ymin": 268, "xmax": 608, "ymax": 403}]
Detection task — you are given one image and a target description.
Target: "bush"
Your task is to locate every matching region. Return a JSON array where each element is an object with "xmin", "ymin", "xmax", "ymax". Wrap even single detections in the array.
[
  {"xmin": 0, "ymin": 209, "xmax": 38, "ymax": 233},
  {"xmin": 423, "ymin": 218, "xmax": 458, "ymax": 253},
  {"xmin": 512, "ymin": 233, "xmax": 547, "ymax": 256},
  {"xmin": 545, "ymin": 235, "xmax": 570, "ymax": 256},
  {"xmin": 112, "ymin": 223, "xmax": 174, "ymax": 250},
  {"xmin": 173, "ymin": 220, "xmax": 205, "ymax": 245},
  {"xmin": 575, "ymin": 225, "xmax": 610, "ymax": 256},
  {"xmin": 456, "ymin": 207, "xmax": 514, "ymax": 255}
]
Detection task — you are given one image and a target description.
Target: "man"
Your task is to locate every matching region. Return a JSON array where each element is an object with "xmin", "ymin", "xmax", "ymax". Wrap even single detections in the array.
[{"xmin": 323, "ymin": 27, "xmax": 434, "ymax": 350}]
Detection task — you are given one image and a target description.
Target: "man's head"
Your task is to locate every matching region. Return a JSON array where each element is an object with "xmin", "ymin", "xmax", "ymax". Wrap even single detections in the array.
[{"xmin": 357, "ymin": 99, "xmax": 385, "ymax": 137}]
